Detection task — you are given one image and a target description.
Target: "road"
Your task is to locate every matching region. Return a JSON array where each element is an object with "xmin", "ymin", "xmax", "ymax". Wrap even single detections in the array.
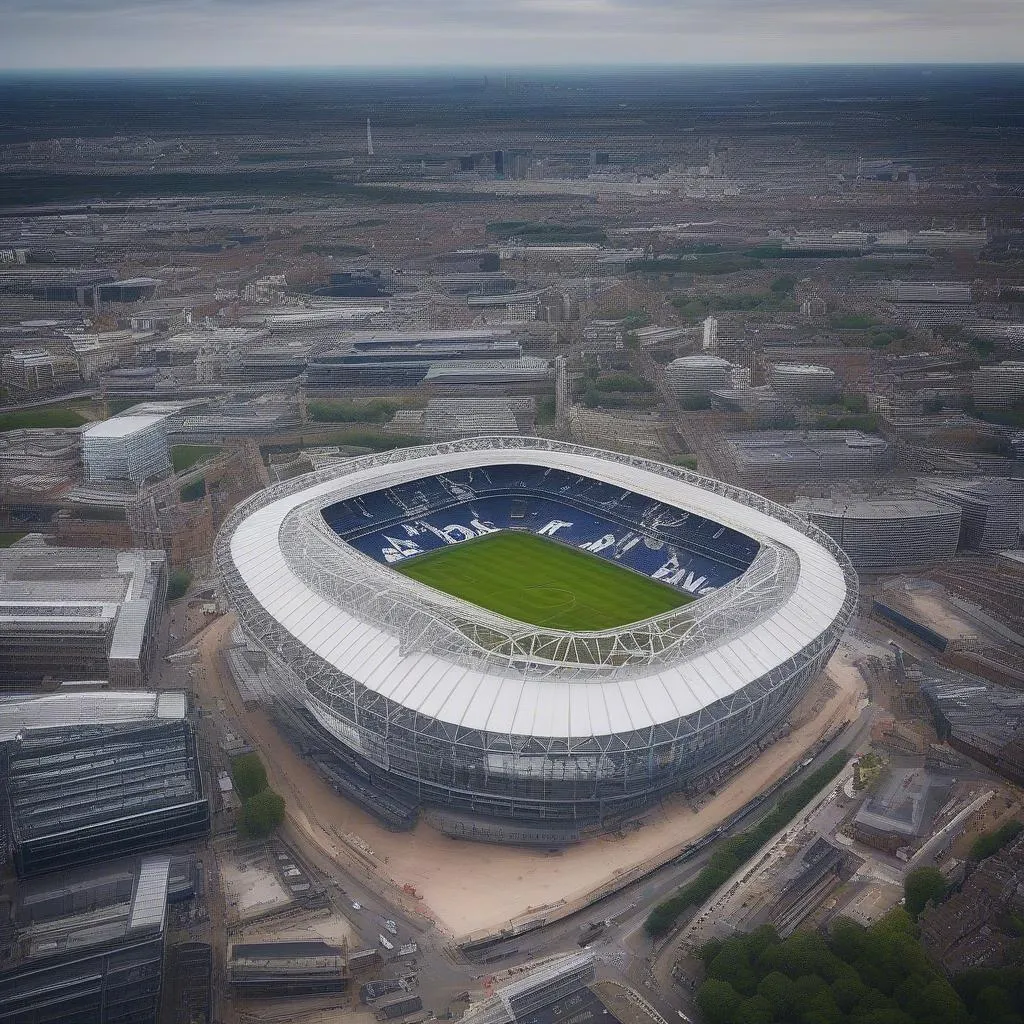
[{"xmin": 186, "ymin": 612, "xmax": 874, "ymax": 1024}]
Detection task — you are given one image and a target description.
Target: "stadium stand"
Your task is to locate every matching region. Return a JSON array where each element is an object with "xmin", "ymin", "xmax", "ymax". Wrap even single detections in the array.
[{"xmin": 322, "ymin": 463, "xmax": 759, "ymax": 597}]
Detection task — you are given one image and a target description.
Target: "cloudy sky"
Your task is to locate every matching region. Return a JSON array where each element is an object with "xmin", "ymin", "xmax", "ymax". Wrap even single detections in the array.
[{"xmin": 0, "ymin": 0, "xmax": 1020, "ymax": 70}]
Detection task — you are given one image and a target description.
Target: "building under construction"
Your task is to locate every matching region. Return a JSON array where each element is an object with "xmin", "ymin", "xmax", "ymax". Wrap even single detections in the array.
[
  {"xmin": 1, "ymin": 690, "xmax": 209, "ymax": 877},
  {"xmin": 0, "ymin": 854, "xmax": 170, "ymax": 1024},
  {"xmin": 0, "ymin": 537, "xmax": 167, "ymax": 687}
]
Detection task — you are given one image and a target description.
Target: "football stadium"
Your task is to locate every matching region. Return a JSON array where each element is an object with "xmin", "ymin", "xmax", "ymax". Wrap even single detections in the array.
[{"xmin": 216, "ymin": 437, "xmax": 857, "ymax": 843}]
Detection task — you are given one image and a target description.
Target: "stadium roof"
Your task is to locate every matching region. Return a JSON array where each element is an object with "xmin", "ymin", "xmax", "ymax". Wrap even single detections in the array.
[{"xmin": 227, "ymin": 439, "xmax": 852, "ymax": 739}]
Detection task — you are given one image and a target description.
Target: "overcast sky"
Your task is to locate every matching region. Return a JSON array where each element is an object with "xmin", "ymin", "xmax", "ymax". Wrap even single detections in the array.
[{"xmin": 0, "ymin": 0, "xmax": 1020, "ymax": 70}]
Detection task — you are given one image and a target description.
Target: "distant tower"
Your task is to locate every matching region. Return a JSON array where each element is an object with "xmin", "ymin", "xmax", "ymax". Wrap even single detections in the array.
[
  {"xmin": 366, "ymin": 118, "xmax": 374, "ymax": 158},
  {"xmin": 702, "ymin": 316, "xmax": 718, "ymax": 352}
]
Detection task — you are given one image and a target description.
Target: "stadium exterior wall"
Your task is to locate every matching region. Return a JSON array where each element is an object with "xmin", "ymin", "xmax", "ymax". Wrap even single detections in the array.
[{"xmin": 216, "ymin": 437, "xmax": 857, "ymax": 837}]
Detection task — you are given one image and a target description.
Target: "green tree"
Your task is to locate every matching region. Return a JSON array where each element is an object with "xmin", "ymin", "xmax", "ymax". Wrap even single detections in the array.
[
  {"xmin": 904, "ymin": 866, "xmax": 948, "ymax": 918},
  {"xmin": 734, "ymin": 994, "xmax": 773, "ymax": 1024},
  {"xmin": 241, "ymin": 789, "xmax": 285, "ymax": 838},
  {"xmin": 757, "ymin": 971, "xmax": 797, "ymax": 1019},
  {"xmin": 231, "ymin": 752, "xmax": 269, "ymax": 799},
  {"xmin": 697, "ymin": 978, "xmax": 743, "ymax": 1024},
  {"xmin": 167, "ymin": 569, "xmax": 192, "ymax": 601}
]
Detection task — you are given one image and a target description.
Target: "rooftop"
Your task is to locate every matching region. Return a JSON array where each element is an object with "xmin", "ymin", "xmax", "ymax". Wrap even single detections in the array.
[{"xmin": 82, "ymin": 414, "xmax": 166, "ymax": 439}]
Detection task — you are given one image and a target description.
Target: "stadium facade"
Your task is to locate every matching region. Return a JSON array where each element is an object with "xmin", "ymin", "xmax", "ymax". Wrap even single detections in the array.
[{"xmin": 217, "ymin": 437, "xmax": 856, "ymax": 841}]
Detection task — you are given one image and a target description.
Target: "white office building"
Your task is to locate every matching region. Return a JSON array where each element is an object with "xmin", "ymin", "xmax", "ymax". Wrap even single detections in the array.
[{"xmin": 82, "ymin": 414, "xmax": 170, "ymax": 485}]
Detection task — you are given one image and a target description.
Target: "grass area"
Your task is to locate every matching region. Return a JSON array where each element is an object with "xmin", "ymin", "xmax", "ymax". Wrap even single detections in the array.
[
  {"xmin": 0, "ymin": 531, "xmax": 29, "ymax": 548},
  {"xmin": 395, "ymin": 531, "xmax": 690, "ymax": 631},
  {"xmin": 307, "ymin": 399, "xmax": 399, "ymax": 424},
  {"xmin": 318, "ymin": 429, "xmax": 426, "ymax": 451},
  {"xmin": 486, "ymin": 220, "xmax": 608, "ymax": 244},
  {"xmin": 0, "ymin": 407, "xmax": 89, "ymax": 431},
  {"xmin": 171, "ymin": 444, "xmax": 223, "ymax": 472}
]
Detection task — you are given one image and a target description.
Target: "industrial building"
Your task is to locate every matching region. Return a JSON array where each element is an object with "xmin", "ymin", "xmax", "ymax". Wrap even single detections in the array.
[
  {"xmin": 882, "ymin": 281, "xmax": 973, "ymax": 303},
  {"xmin": 418, "ymin": 398, "xmax": 523, "ymax": 440},
  {"xmin": 767, "ymin": 363, "xmax": 838, "ymax": 402},
  {"xmin": 462, "ymin": 952, "xmax": 596, "ymax": 1024},
  {"xmin": 228, "ymin": 941, "xmax": 348, "ymax": 997},
  {"xmin": 0, "ymin": 539, "xmax": 167, "ymax": 687},
  {"xmin": 972, "ymin": 361, "xmax": 1024, "ymax": 413},
  {"xmin": 664, "ymin": 355, "xmax": 734, "ymax": 406},
  {"xmin": 0, "ymin": 347, "xmax": 80, "ymax": 399},
  {"xmin": 918, "ymin": 477, "xmax": 1024, "ymax": 550},
  {"xmin": 81, "ymin": 414, "xmax": 171, "ymax": 485},
  {"xmin": 923, "ymin": 671, "xmax": 1024, "ymax": 788},
  {"xmin": 306, "ymin": 330, "xmax": 525, "ymax": 390},
  {"xmin": 851, "ymin": 767, "xmax": 950, "ymax": 855},
  {"xmin": 422, "ymin": 357, "xmax": 552, "ymax": 395},
  {"xmin": 791, "ymin": 495, "xmax": 962, "ymax": 573},
  {"xmin": 1, "ymin": 691, "xmax": 208, "ymax": 877},
  {"xmin": 724, "ymin": 430, "xmax": 892, "ymax": 487},
  {"xmin": 0, "ymin": 855, "xmax": 170, "ymax": 1024}
]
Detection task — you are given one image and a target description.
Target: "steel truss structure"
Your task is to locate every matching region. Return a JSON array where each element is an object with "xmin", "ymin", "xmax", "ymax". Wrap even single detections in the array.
[{"xmin": 216, "ymin": 437, "xmax": 857, "ymax": 830}]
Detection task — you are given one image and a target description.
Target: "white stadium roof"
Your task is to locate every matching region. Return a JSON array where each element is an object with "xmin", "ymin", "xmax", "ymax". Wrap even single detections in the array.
[{"xmin": 227, "ymin": 440, "xmax": 851, "ymax": 740}]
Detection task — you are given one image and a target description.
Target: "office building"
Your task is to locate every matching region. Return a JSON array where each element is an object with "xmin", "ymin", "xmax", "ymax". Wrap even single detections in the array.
[
  {"xmin": 0, "ymin": 539, "xmax": 167, "ymax": 687},
  {"xmin": 82, "ymin": 414, "xmax": 170, "ymax": 485}
]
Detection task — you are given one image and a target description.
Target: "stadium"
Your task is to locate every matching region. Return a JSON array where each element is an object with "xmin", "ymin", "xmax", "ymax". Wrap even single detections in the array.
[{"xmin": 216, "ymin": 437, "xmax": 857, "ymax": 843}]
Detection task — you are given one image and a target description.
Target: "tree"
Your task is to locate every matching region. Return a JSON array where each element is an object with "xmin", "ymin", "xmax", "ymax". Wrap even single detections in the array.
[
  {"xmin": 241, "ymin": 789, "xmax": 285, "ymax": 838},
  {"xmin": 733, "ymin": 995, "xmax": 773, "ymax": 1024},
  {"xmin": 231, "ymin": 752, "xmax": 268, "ymax": 800},
  {"xmin": 696, "ymin": 979, "xmax": 742, "ymax": 1024},
  {"xmin": 167, "ymin": 569, "xmax": 192, "ymax": 602},
  {"xmin": 757, "ymin": 971, "xmax": 797, "ymax": 1019},
  {"xmin": 904, "ymin": 867, "xmax": 948, "ymax": 918}
]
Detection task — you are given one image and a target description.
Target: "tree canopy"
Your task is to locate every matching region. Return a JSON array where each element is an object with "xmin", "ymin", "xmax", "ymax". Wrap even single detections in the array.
[
  {"xmin": 904, "ymin": 867, "xmax": 948, "ymax": 918},
  {"xmin": 693, "ymin": 913, "xmax": 974, "ymax": 1024},
  {"xmin": 231, "ymin": 752, "xmax": 269, "ymax": 800}
]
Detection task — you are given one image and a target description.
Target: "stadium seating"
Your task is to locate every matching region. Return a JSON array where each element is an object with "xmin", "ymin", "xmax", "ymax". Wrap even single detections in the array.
[{"xmin": 321, "ymin": 464, "xmax": 758, "ymax": 597}]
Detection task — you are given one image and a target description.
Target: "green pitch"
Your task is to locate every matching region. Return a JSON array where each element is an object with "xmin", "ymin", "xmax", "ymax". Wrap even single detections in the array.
[{"xmin": 394, "ymin": 531, "xmax": 691, "ymax": 630}]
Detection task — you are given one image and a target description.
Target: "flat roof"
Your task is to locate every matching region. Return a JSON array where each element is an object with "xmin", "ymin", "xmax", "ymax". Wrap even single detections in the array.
[
  {"xmin": 0, "ymin": 691, "xmax": 185, "ymax": 742},
  {"xmin": 792, "ymin": 495, "xmax": 962, "ymax": 520},
  {"xmin": 82, "ymin": 414, "xmax": 166, "ymax": 439}
]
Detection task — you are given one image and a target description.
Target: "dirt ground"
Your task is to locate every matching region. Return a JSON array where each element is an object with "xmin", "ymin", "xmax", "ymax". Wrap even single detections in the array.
[
  {"xmin": 197, "ymin": 615, "xmax": 867, "ymax": 940},
  {"xmin": 893, "ymin": 583, "xmax": 979, "ymax": 639},
  {"xmin": 241, "ymin": 907, "xmax": 358, "ymax": 948}
]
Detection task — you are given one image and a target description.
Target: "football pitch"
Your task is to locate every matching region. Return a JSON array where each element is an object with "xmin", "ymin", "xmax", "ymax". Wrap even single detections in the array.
[{"xmin": 393, "ymin": 531, "xmax": 691, "ymax": 630}]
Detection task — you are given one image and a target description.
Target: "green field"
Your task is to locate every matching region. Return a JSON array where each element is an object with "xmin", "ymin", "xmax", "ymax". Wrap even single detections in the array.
[
  {"xmin": 171, "ymin": 444, "xmax": 223, "ymax": 472},
  {"xmin": 394, "ymin": 531, "xmax": 690, "ymax": 630},
  {"xmin": 0, "ymin": 407, "xmax": 89, "ymax": 431}
]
